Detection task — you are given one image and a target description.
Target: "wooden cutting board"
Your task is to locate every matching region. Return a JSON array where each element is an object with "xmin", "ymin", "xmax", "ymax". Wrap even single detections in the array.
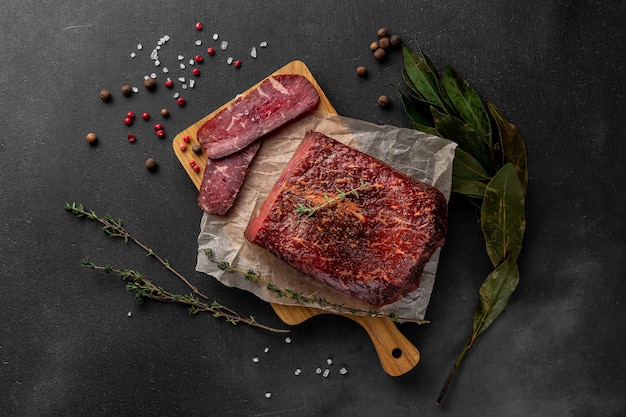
[{"xmin": 172, "ymin": 60, "xmax": 420, "ymax": 377}]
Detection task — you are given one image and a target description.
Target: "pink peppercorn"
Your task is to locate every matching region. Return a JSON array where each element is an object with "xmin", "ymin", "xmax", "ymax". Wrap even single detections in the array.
[
  {"xmin": 164, "ymin": 79, "xmax": 174, "ymax": 88},
  {"xmin": 177, "ymin": 97, "xmax": 186, "ymax": 107},
  {"xmin": 192, "ymin": 68, "xmax": 201, "ymax": 76},
  {"xmin": 234, "ymin": 60, "xmax": 242, "ymax": 69},
  {"xmin": 156, "ymin": 129, "xmax": 166, "ymax": 138},
  {"xmin": 183, "ymin": 135, "xmax": 191, "ymax": 143},
  {"xmin": 207, "ymin": 47, "xmax": 215, "ymax": 55},
  {"xmin": 127, "ymin": 134, "xmax": 136, "ymax": 143},
  {"xmin": 189, "ymin": 160, "xmax": 196, "ymax": 167},
  {"xmin": 127, "ymin": 111, "xmax": 135, "ymax": 119},
  {"xmin": 124, "ymin": 117, "xmax": 132, "ymax": 126},
  {"xmin": 195, "ymin": 22, "xmax": 203, "ymax": 31},
  {"xmin": 179, "ymin": 144, "xmax": 187, "ymax": 151},
  {"xmin": 142, "ymin": 112, "xmax": 150, "ymax": 120},
  {"xmin": 153, "ymin": 123, "xmax": 163, "ymax": 131},
  {"xmin": 195, "ymin": 55, "xmax": 203, "ymax": 63},
  {"xmin": 193, "ymin": 165, "xmax": 200, "ymax": 173}
]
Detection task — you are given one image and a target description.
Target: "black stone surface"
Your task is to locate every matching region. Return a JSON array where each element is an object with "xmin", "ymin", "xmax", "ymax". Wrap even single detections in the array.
[{"xmin": 1, "ymin": 1, "xmax": 625, "ymax": 416}]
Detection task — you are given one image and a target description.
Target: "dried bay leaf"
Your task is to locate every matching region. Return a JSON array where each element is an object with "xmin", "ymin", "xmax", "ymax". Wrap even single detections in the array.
[
  {"xmin": 481, "ymin": 163, "xmax": 526, "ymax": 267},
  {"xmin": 487, "ymin": 100, "xmax": 528, "ymax": 194},
  {"xmin": 402, "ymin": 44, "xmax": 449, "ymax": 113},
  {"xmin": 473, "ymin": 255, "xmax": 520, "ymax": 338},
  {"xmin": 452, "ymin": 148, "xmax": 490, "ymax": 197}
]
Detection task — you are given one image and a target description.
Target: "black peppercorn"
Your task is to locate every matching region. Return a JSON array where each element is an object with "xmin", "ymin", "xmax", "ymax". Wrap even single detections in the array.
[{"xmin": 390, "ymin": 34, "xmax": 402, "ymax": 47}]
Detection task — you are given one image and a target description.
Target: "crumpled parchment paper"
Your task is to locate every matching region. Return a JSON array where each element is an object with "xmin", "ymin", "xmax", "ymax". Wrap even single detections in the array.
[{"xmin": 196, "ymin": 112, "xmax": 456, "ymax": 321}]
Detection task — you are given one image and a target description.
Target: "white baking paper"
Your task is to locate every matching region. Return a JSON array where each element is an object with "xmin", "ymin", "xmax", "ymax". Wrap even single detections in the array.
[{"xmin": 196, "ymin": 112, "xmax": 456, "ymax": 322}]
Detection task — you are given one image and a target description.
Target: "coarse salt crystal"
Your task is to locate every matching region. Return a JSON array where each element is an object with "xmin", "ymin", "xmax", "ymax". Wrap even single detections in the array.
[
  {"xmin": 260, "ymin": 41, "xmax": 268, "ymax": 48},
  {"xmin": 154, "ymin": 60, "xmax": 160, "ymax": 66},
  {"xmin": 323, "ymin": 369, "xmax": 330, "ymax": 378},
  {"xmin": 220, "ymin": 40, "xmax": 228, "ymax": 50},
  {"xmin": 264, "ymin": 346, "xmax": 270, "ymax": 353},
  {"xmin": 294, "ymin": 368, "xmax": 302, "ymax": 375},
  {"xmin": 315, "ymin": 368, "xmax": 322, "ymax": 375},
  {"xmin": 189, "ymin": 59, "xmax": 195, "ymax": 65},
  {"xmin": 195, "ymin": 40, "xmax": 202, "ymax": 46},
  {"xmin": 178, "ymin": 77, "xmax": 186, "ymax": 82},
  {"xmin": 284, "ymin": 337, "xmax": 291, "ymax": 344},
  {"xmin": 252, "ymin": 357, "xmax": 259, "ymax": 363},
  {"xmin": 227, "ymin": 57, "xmax": 234, "ymax": 65},
  {"xmin": 339, "ymin": 367, "xmax": 348, "ymax": 375},
  {"xmin": 150, "ymin": 73, "xmax": 157, "ymax": 78},
  {"xmin": 137, "ymin": 44, "xmax": 143, "ymax": 50},
  {"xmin": 178, "ymin": 55, "xmax": 184, "ymax": 60},
  {"xmin": 163, "ymin": 35, "xmax": 170, "ymax": 41},
  {"xmin": 130, "ymin": 52, "xmax": 136, "ymax": 58},
  {"xmin": 213, "ymin": 33, "xmax": 219, "ymax": 40},
  {"xmin": 189, "ymin": 79, "xmax": 195, "ymax": 88},
  {"xmin": 327, "ymin": 358, "xmax": 333, "ymax": 366},
  {"xmin": 173, "ymin": 92, "xmax": 179, "ymax": 98},
  {"xmin": 150, "ymin": 49, "xmax": 158, "ymax": 60},
  {"xmin": 182, "ymin": 84, "xmax": 188, "ymax": 90},
  {"xmin": 251, "ymin": 47, "xmax": 257, "ymax": 58},
  {"xmin": 127, "ymin": 311, "xmax": 132, "ymax": 317},
  {"xmin": 265, "ymin": 392, "xmax": 272, "ymax": 399},
  {"xmin": 163, "ymin": 67, "xmax": 169, "ymax": 73},
  {"xmin": 132, "ymin": 87, "xmax": 139, "ymax": 93},
  {"xmin": 180, "ymin": 63, "xmax": 186, "ymax": 69}
]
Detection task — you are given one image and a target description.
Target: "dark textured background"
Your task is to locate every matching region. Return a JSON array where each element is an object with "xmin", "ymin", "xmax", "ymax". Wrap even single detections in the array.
[{"xmin": 1, "ymin": 1, "xmax": 625, "ymax": 416}]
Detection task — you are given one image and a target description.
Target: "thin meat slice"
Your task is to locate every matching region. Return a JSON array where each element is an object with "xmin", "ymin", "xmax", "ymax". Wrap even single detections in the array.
[
  {"xmin": 197, "ymin": 74, "xmax": 320, "ymax": 159},
  {"xmin": 245, "ymin": 131, "xmax": 448, "ymax": 307},
  {"xmin": 197, "ymin": 142, "xmax": 261, "ymax": 215}
]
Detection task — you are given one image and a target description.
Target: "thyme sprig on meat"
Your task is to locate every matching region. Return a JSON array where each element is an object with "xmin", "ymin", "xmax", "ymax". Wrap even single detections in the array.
[
  {"xmin": 65, "ymin": 202, "xmax": 289, "ymax": 333},
  {"xmin": 204, "ymin": 248, "xmax": 428, "ymax": 324},
  {"xmin": 294, "ymin": 179, "xmax": 370, "ymax": 217}
]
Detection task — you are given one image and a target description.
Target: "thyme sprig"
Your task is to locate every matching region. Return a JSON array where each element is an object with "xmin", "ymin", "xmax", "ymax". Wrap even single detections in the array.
[
  {"xmin": 65, "ymin": 202, "xmax": 288, "ymax": 333},
  {"xmin": 204, "ymin": 248, "xmax": 429, "ymax": 325},
  {"xmin": 294, "ymin": 179, "xmax": 370, "ymax": 217}
]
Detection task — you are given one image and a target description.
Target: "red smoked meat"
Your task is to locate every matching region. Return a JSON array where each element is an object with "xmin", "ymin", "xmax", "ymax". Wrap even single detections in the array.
[
  {"xmin": 244, "ymin": 131, "xmax": 448, "ymax": 307},
  {"xmin": 197, "ymin": 141, "xmax": 260, "ymax": 215},
  {"xmin": 197, "ymin": 74, "xmax": 320, "ymax": 159}
]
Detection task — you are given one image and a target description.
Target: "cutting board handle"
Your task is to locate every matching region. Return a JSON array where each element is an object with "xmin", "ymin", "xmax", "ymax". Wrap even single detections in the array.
[{"xmin": 271, "ymin": 304, "xmax": 420, "ymax": 376}]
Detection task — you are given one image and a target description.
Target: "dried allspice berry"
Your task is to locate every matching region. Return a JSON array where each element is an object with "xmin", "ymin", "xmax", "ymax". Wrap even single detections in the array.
[
  {"xmin": 145, "ymin": 158, "xmax": 157, "ymax": 171},
  {"xmin": 373, "ymin": 48, "xmax": 386, "ymax": 61},
  {"xmin": 99, "ymin": 90, "xmax": 111, "ymax": 102},
  {"xmin": 377, "ymin": 95, "xmax": 390, "ymax": 107},
  {"xmin": 121, "ymin": 84, "xmax": 133, "ymax": 96},
  {"xmin": 378, "ymin": 37, "xmax": 391, "ymax": 49},
  {"xmin": 356, "ymin": 66, "xmax": 367, "ymax": 77},
  {"xmin": 85, "ymin": 132, "xmax": 97, "ymax": 145},
  {"xmin": 377, "ymin": 27, "xmax": 389, "ymax": 38},
  {"xmin": 390, "ymin": 34, "xmax": 402, "ymax": 47},
  {"xmin": 144, "ymin": 77, "xmax": 156, "ymax": 90}
]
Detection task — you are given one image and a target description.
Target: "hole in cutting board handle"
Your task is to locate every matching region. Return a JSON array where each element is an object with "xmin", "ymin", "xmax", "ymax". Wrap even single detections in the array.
[{"xmin": 391, "ymin": 348, "xmax": 403, "ymax": 359}]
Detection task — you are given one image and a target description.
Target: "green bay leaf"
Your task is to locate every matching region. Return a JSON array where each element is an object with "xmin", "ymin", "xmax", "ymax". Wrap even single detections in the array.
[
  {"xmin": 473, "ymin": 255, "xmax": 520, "ymax": 337},
  {"xmin": 481, "ymin": 163, "xmax": 526, "ymax": 266},
  {"xmin": 402, "ymin": 44, "xmax": 448, "ymax": 113},
  {"xmin": 442, "ymin": 65, "xmax": 492, "ymax": 145}
]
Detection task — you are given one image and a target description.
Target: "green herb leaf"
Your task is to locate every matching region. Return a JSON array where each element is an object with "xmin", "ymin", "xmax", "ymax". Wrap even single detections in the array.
[
  {"xmin": 431, "ymin": 107, "xmax": 495, "ymax": 174},
  {"xmin": 481, "ymin": 163, "xmax": 526, "ymax": 266},
  {"xmin": 402, "ymin": 44, "xmax": 449, "ymax": 113},
  {"xmin": 442, "ymin": 65, "xmax": 492, "ymax": 145},
  {"xmin": 473, "ymin": 255, "xmax": 520, "ymax": 337},
  {"xmin": 452, "ymin": 148, "xmax": 490, "ymax": 198},
  {"xmin": 487, "ymin": 100, "xmax": 528, "ymax": 195}
]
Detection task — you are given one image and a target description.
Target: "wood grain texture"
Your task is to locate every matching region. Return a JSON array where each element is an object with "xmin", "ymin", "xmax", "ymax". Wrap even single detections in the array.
[{"xmin": 173, "ymin": 60, "xmax": 420, "ymax": 376}]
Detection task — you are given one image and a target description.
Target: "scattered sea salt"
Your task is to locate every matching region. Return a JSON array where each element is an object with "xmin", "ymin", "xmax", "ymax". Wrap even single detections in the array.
[
  {"xmin": 178, "ymin": 55, "xmax": 184, "ymax": 60},
  {"xmin": 265, "ymin": 392, "xmax": 272, "ymax": 399},
  {"xmin": 182, "ymin": 84, "xmax": 188, "ymax": 90},
  {"xmin": 162, "ymin": 67, "xmax": 169, "ymax": 73},
  {"xmin": 220, "ymin": 40, "xmax": 228, "ymax": 50},
  {"xmin": 252, "ymin": 357, "xmax": 259, "ymax": 363},
  {"xmin": 150, "ymin": 49, "xmax": 158, "ymax": 60},
  {"xmin": 284, "ymin": 337, "xmax": 291, "ymax": 344},
  {"xmin": 173, "ymin": 92, "xmax": 179, "ymax": 98},
  {"xmin": 127, "ymin": 311, "xmax": 132, "ymax": 317},
  {"xmin": 323, "ymin": 369, "xmax": 330, "ymax": 378},
  {"xmin": 130, "ymin": 52, "xmax": 136, "ymax": 58},
  {"xmin": 251, "ymin": 47, "xmax": 257, "ymax": 58},
  {"xmin": 189, "ymin": 59, "xmax": 195, "ymax": 65},
  {"xmin": 137, "ymin": 44, "xmax": 143, "ymax": 50},
  {"xmin": 195, "ymin": 39, "xmax": 202, "ymax": 46},
  {"xmin": 327, "ymin": 358, "xmax": 333, "ymax": 366},
  {"xmin": 213, "ymin": 33, "xmax": 219, "ymax": 40},
  {"xmin": 264, "ymin": 346, "xmax": 271, "ymax": 353},
  {"xmin": 260, "ymin": 41, "xmax": 268, "ymax": 48},
  {"xmin": 189, "ymin": 79, "xmax": 195, "ymax": 88},
  {"xmin": 179, "ymin": 63, "xmax": 186, "ymax": 70},
  {"xmin": 294, "ymin": 368, "xmax": 302, "ymax": 376},
  {"xmin": 132, "ymin": 87, "xmax": 139, "ymax": 93},
  {"xmin": 150, "ymin": 73, "xmax": 157, "ymax": 78},
  {"xmin": 154, "ymin": 60, "xmax": 160, "ymax": 66},
  {"xmin": 178, "ymin": 77, "xmax": 186, "ymax": 82},
  {"xmin": 227, "ymin": 57, "xmax": 234, "ymax": 65},
  {"xmin": 315, "ymin": 368, "xmax": 322, "ymax": 375},
  {"xmin": 339, "ymin": 367, "xmax": 348, "ymax": 375}
]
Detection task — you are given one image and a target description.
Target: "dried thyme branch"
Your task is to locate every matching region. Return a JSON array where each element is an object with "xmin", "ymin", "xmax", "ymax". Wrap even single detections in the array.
[
  {"xmin": 81, "ymin": 260, "xmax": 287, "ymax": 332},
  {"xmin": 294, "ymin": 179, "xmax": 370, "ymax": 217},
  {"xmin": 204, "ymin": 248, "xmax": 429, "ymax": 325},
  {"xmin": 65, "ymin": 202, "xmax": 289, "ymax": 333}
]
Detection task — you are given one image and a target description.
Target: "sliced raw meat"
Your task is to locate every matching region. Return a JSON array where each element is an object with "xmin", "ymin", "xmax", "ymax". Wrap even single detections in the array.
[
  {"xmin": 197, "ymin": 142, "xmax": 261, "ymax": 215},
  {"xmin": 245, "ymin": 131, "xmax": 448, "ymax": 307},
  {"xmin": 197, "ymin": 74, "xmax": 320, "ymax": 159}
]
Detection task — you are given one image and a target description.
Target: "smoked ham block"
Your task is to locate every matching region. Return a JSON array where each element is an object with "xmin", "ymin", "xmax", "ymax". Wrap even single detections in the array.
[{"xmin": 244, "ymin": 131, "xmax": 448, "ymax": 307}]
